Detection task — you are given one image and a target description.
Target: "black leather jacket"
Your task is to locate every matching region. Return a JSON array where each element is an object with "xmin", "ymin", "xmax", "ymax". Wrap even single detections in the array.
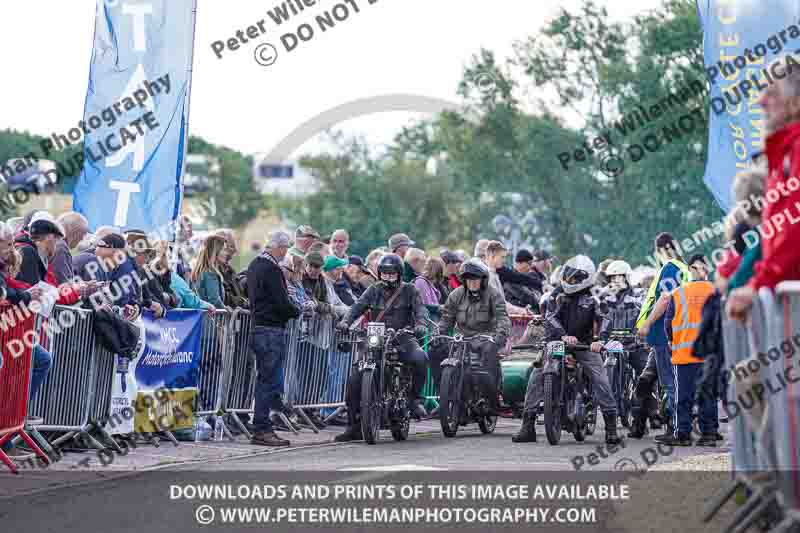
[
  {"xmin": 344, "ymin": 281, "xmax": 426, "ymax": 331},
  {"xmin": 544, "ymin": 287, "xmax": 604, "ymax": 344}
]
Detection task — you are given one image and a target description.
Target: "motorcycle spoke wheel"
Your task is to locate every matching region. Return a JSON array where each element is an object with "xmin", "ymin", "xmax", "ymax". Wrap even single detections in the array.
[
  {"xmin": 543, "ymin": 374, "xmax": 561, "ymax": 445},
  {"xmin": 439, "ymin": 366, "xmax": 461, "ymax": 438},
  {"xmin": 360, "ymin": 369, "xmax": 381, "ymax": 445}
]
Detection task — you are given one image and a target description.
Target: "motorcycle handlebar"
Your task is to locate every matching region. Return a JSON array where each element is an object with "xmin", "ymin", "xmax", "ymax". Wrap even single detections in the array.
[{"xmin": 431, "ymin": 334, "xmax": 495, "ymax": 344}]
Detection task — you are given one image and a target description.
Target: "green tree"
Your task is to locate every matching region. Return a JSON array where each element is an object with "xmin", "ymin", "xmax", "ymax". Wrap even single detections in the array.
[
  {"xmin": 285, "ymin": 133, "xmax": 468, "ymax": 257},
  {"xmin": 187, "ymin": 136, "xmax": 261, "ymax": 228}
]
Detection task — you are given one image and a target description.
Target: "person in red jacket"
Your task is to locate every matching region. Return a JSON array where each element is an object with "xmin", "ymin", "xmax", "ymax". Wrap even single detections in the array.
[{"xmin": 728, "ymin": 54, "xmax": 800, "ymax": 321}]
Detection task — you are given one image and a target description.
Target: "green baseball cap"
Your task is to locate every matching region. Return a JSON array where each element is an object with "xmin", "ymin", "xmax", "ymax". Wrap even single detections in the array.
[{"xmin": 322, "ymin": 255, "xmax": 348, "ymax": 272}]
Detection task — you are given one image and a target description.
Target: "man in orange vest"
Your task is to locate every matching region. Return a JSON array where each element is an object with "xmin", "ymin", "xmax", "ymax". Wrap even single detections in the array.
[{"xmin": 662, "ymin": 254, "xmax": 717, "ymax": 446}]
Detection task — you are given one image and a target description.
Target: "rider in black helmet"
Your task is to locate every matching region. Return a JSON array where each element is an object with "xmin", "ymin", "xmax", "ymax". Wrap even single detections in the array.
[
  {"xmin": 334, "ymin": 253, "xmax": 430, "ymax": 442},
  {"xmin": 429, "ymin": 258, "xmax": 511, "ymax": 414}
]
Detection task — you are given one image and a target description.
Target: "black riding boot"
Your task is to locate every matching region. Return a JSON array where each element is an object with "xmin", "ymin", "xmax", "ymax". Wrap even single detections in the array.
[
  {"xmin": 654, "ymin": 419, "xmax": 675, "ymax": 442},
  {"xmin": 627, "ymin": 411, "xmax": 648, "ymax": 439},
  {"xmin": 411, "ymin": 399, "xmax": 427, "ymax": 420},
  {"xmin": 334, "ymin": 423, "xmax": 363, "ymax": 443},
  {"xmin": 511, "ymin": 412, "xmax": 537, "ymax": 443},
  {"xmin": 604, "ymin": 413, "xmax": 623, "ymax": 445}
]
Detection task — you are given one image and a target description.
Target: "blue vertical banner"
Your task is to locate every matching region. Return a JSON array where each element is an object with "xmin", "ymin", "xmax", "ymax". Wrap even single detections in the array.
[
  {"xmin": 696, "ymin": 0, "xmax": 800, "ymax": 211},
  {"xmin": 74, "ymin": 0, "xmax": 197, "ymax": 232}
]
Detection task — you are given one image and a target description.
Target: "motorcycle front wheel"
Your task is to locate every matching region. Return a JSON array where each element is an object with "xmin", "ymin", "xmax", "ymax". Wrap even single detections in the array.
[
  {"xmin": 620, "ymin": 368, "xmax": 635, "ymax": 428},
  {"xmin": 360, "ymin": 369, "xmax": 381, "ymax": 445},
  {"xmin": 439, "ymin": 366, "xmax": 462, "ymax": 438},
  {"xmin": 543, "ymin": 373, "xmax": 562, "ymax": 445}
]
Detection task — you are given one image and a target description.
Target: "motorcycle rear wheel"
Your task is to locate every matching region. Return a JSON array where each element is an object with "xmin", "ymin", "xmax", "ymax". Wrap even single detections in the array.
[
  {"xmin": 478, "ymin": 415, "xmax": 497, "ymax": 434},
  {"xmin": 391, "ymin": 418, "xmax": 409, "ymax": 441}
]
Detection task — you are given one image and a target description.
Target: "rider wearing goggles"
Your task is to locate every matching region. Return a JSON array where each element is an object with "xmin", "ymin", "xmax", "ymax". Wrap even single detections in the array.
[
  {"xmin": 334, "ymin": 253, "xmax": 430, "ymax": 442},
  {"xmin": 512, "ymin": 255, "xmax": 623, "ymax": 445}
]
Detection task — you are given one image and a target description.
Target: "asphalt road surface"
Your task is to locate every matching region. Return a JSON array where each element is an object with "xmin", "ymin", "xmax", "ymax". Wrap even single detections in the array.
[
  {"xmin": 0, "ymin": 419, "xmax": 729, "ymax": 533},
  {"xmin": 195, "ymin": 418, "xmax": 728, "ymax": 472}
]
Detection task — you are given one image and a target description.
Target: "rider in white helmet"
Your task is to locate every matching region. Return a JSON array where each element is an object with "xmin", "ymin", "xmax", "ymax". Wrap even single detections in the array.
[
  {"xmin": 512, "ymin": 255, "xmax": 622, "ymax": 445},
  {"xmin": 597, "ymin": 260, "xmax": 653, "ymax": 437}
]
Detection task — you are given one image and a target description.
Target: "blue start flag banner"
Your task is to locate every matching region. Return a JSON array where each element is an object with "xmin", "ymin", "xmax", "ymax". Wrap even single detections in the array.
[
  {"xmin": 74, "ymin": 0, "xmax": 197, "ymax": 233},
  {"xmin": 110, "ymin": 309, "xmax": 203, "ymax": 435},
  {"xmin": 696, "ymin": 0, "xmax": 800, "ymax": 211}
]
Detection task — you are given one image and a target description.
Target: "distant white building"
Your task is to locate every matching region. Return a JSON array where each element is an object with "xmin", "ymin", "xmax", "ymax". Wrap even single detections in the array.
[{"xmin": 252, "ymin": 160, "xmax": 319, "ymax": 197}]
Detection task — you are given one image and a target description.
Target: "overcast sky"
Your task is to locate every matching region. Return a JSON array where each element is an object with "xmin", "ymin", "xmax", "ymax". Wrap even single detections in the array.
[{"xmin": 0, "ymin": 0, "xmax": 664, "ymax": 160}]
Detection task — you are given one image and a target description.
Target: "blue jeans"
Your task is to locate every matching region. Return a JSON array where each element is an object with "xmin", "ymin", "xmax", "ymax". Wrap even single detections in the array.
[
  {"xmin": 674, "ymin": 362, "xmax": 718, "ymax": 437},
  {"xmin": 321, "ymin": 350, "xmax": 348, "ymax": 418},
  {"xmin": 653, "ymin": 344, "xmax": 675, "ymax": 420},
  {"xmin": 2, "ymin": 345, "xmax": 51, "ymax": 452},
  {"xmin": 30, "ymin": 345, "xmax": 52, "ymax": 401},
  {"xmin": 250, "ymin": 326, "xmax": 287, "ymax": 434}
]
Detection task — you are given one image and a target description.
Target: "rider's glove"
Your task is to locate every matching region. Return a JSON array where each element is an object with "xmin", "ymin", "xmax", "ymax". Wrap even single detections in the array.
[
  {"xmin": 413, "ymin": 325, "xmax": 427, "ymax": 339},
  {"xmin": 335, "ymin": 320, "xmax": 350, "ymax": 332}
]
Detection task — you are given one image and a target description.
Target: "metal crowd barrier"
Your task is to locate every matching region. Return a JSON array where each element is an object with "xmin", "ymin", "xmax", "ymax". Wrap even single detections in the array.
[
  {"xmin": 28, "ymin": 305, "xmax": 119, "ymax": 452},
  {"xmin": 773, "ymin": 283, "xmax": 800, "ymax": 512},
  {"xmin": 283, "ymin": 314, "xmax": 357, "ymax": 431},
  {"xmin": 712, "ymin": 285, "xmax": 800, "ymax": 531},
  {"xmin": 194, "ymin": 310, "xmax": 232, "ymax": 419},
  {"xmin": 222, "ymin": 309, "xmax": 256, "ymax": 438}
]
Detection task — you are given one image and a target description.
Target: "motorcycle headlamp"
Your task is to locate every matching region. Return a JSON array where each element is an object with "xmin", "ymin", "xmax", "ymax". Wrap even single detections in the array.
[{"xmin": 368, "ymin": 335, "xmax": 381, "ymax": 348}]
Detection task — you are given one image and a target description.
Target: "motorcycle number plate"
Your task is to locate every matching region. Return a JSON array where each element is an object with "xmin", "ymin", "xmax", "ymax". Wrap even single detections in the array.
[
  {"xmin": 604, "ymin": 355, "xmax": 618, "ymax": 367},
  {"xmin": 549, "ymin": 341, "xmax": 565, "ymax": 358},
  {"xmin": 367, "ymin": 322, "xmax": 385, "ymax": 337}
]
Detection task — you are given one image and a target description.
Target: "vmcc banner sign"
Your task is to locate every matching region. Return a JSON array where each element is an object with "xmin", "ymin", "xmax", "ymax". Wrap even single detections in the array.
[
  {"xmin": 74, "ymin": 0, "xmax": 197, "ymax": 233},
  {"xmin": 696, "ymin": 0, "xmax": 800, "ymax": 211},
  {"xmin": 110, "ymin": 309, "xmax": 203, "ymax": 435}
]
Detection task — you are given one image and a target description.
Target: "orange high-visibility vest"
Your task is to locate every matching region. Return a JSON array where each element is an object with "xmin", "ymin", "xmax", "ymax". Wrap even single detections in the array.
[{"xmin": 670, "ymin": 280, "xmax": 714, "ymax": 364}]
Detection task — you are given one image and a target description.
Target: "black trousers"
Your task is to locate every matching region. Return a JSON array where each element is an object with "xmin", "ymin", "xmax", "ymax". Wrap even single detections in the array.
[
  {"xmin": 345, "ymin": 338, "xmax": 428, "ymax": 423},
  {"xmin": 634, "ymin": 349, "xmax": 660, "ymax": 420}
]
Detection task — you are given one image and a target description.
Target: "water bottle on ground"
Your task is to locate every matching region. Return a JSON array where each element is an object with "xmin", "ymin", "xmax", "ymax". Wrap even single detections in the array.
[
  {"xmin": 194, "ymin": 417, "xmax": 212, "ymax": 441},
  {"xmin": 214, "ymin": 416, "xmax": 225, "ymax": 441}
]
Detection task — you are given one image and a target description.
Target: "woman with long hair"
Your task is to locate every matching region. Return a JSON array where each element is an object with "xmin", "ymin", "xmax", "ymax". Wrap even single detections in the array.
[
  {"xmin": 190, "ymin": 235, "xmax": 228, "ymax": 310},
  {"xmin": 414, "ymin": 256, "xmax": 445, "ymax": 308}
]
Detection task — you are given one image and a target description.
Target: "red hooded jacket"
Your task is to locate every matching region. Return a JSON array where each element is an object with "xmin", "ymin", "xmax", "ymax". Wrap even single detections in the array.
[{"xmin": 748, "ymin": 122, "xmax": 800, "ymax": 290}]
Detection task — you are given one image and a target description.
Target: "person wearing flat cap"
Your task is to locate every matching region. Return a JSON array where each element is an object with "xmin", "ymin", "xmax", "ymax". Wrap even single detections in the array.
[
  {"xmin": 388, "ymin": 233, "xmax": 420, "ymax": 283},
  {"xmin": 344, "ymin": 255, "xmax": 371, "ymax": 297},
  {"xmin": 301, "ymin": 251, "xmax": 348, "ymax": 319},
  {"xmin": 15, "ymin": 213, "xmax": 65, "ymax": 286},
  {"xmin": 294, "ymin": 225, "xmax": 321, "ymax": 254}
]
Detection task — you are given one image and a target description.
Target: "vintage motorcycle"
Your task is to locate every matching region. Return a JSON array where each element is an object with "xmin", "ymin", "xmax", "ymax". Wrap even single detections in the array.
[
  {"xmin": 434, "ymin": 333, "xmax": 500, "ymax": 437},
  {"xmin": 603, "ymin": 329, "xmax": 646, "ymax": 428},
  {"xmin": 357, "ymin": 322, "xmax": 418, "ymax": 445},
  {"xmin": 542, "ymin": 340, "xmax": 598, "ymax": 445}
]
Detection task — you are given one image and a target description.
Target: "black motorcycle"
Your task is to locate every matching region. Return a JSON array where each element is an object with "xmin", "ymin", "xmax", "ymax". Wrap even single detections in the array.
[
  {"xmin": 358, "ymin": 322, "xmax": 418, "ymax": 445},
  {"xmin": 434, "ymin": 333, "xmax": 499, "ymax": 437},
  {"xmin": 542, "ymin": 340, "xmax": 598, "ymax": 445},
  {"xmin": 603, "ymin": 329, "xmax": 645, "ymax": 428}
]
